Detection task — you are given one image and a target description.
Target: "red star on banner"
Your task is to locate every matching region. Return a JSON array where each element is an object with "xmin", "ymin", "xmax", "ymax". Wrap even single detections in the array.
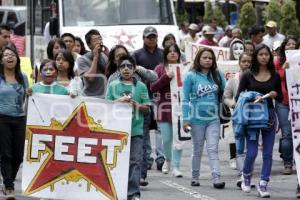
[
  {"xmin": 25, "ymin": 103, "xmax": 128, "ymax": 200},
  {"xmin": 111, "ymin": 29, "xmax": 137, "ymax": 49}
]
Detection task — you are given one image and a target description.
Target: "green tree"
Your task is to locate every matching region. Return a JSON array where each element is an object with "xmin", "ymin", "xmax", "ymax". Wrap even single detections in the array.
[
  {"xmin": 238, "ymin": 2, "xmax": 256, "ymax": 39},
  {"xmin": 214, "ymin": 4, "xmax": 227, "ymax": 29},
  {"xmin": 263, "ymin": 0, "xmax": 282, "ymax": 29},
  {"xmin": 280, "ymin": 0, "xmax": 300, "ymax": 37},
  {"xmin": 203, "ymin": 0, "xmax": 213, "ymax": 23}
]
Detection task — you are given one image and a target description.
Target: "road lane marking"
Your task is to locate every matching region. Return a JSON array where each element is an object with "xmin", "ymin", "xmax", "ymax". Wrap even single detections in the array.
[{"xmin": 160, "ymin": 180, "xmax": 216, "ymax": 200}]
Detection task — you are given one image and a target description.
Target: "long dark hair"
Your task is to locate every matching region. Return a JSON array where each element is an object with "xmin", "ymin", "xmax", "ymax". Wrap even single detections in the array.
[
  {"xmin": 106, "ymin": 45, "xmax": 129, "ymax": 78},
  {"xmin": 251, "ymin": 44, "xmax": 275, "ymax": 75},
  {"xmin": 279, "ymin": 36, "xmax": 297, "ymax": 66},
  {"xmin": 75, "ymin": 36, "xmax": 87, "ymax": 55},
  {"xmin": 0, "ymin": 45, "xmax": 23, "ymax": 84},
  {"xmin": 163, "ymin": 44, "xmax": 181, "ymax": 66},
  {"xmin": 192, "ymin": 47, "xmax": 220, "ymax": 85},
  {"xmin": 54, "ymin": 49, "xmax": 75, "ymax": 80},
  {"xmin": 162, "ymin": 33, "xmax": 176, "ymax": 48},
  {"xmin": 47, "ymin": 38, "xmax": 66, "ymax": 60}
]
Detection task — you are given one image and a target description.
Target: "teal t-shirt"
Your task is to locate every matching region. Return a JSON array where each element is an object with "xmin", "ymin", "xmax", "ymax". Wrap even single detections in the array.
[
  {"xmin": 32, "ymin": 82, "xmax": 69, "ymax": 95},
  {"xmin": 105, "ymin": 79, "xmax": 150, "ymax": 137}
]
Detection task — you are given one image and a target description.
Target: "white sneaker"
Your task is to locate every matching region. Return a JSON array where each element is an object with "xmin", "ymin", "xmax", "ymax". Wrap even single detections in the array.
[
  {"xmin": 229, "ymin": 158, "xmax": 237, "ymax": 170},
  {"xmin": 162, "ymin": 161, "xmax": 170, "ymax": 174},
  {"xmin": 257, "ymin": 180, "xmax": 270, "ymax": 198},
  {"xmin": 172, "ymin": 168, "xmax": 183, "ymax": 178},
  {"xmin": 241, "ymin": 175, "xmax": 251, "ymax": 193}
]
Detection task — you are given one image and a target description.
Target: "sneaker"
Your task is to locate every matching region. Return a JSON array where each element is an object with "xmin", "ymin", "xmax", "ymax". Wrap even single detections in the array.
[
  {"xmin": 241, "ymin": 174, "xmax": 251, "ymax": 193},
  {"xmin": 156, "ymin": 158, "xmax": 165, "ymax": 171},
  {"xmin": 139, "ymin": 178, "xmax": 148, "ymax": 187},
  {"xmin": 191, "ymin": 179, "xmax": 200, "ymax": 186},
  {"xmin": 213, "ymin": 176, "xmax": 225, "ymax": 189},
  {"xmin": 162, "ymin": 161, "xmax": 170, "ymax": 174},
  {"xmin": 172, "ymin": 168, "xmax": 183, "ymax": 178},
  {"xmin": 229, "ymin": 158, "xmax": 237, "ymax": 170},
  {"xmin": 296, "ymin": 184, "xmax": 300, "ymax": 198},
  {"xmin": 236, "ymin": 175, "xmax": 242, "ymax": 188},
  {"xmin": 257, "ymin": 180, "xmax": 270, "ymax": 198},
  {"xmin": 3, "ymin": 188, "xmax": 15, "ymax": 200},
  {"xmin": 283, "ymin": 165, "xmax": 293, "ymax": 175}
]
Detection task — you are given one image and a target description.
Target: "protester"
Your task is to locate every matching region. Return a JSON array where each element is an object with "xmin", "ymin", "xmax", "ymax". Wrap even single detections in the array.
[
  {"xmin": 30, "ymin": 59, "xmax": 69, "ymax": 96},
  {"xmin": 150, "ymin": 44, "xmax": 184, "ymax": 177},
  {"xmin": 218, "ymin": 25, "xmax": 233, "ymax": 47},
  {"xmin": 249, "ymin": 25, "xmax": 265, "ymax": 47},
  {"xmin": 0, "ymin": 25, "xmax": 11, "ymax": 49},
  {"xmin": 199, "ymin": 25, "xmax": 218, "ymax": 46},
  {"xmin": 236, "ymin": 44, "xmax": 283, "ymax": 198},
  {"xmin": 229, "ymin": 38, "xmax": 245, "ymax": 60},
  {"xmin": 133, "ymin": 26, "xmax": 165, "ymax": 186},
  {"xmin": 46, "ymin": 38, "xmax": 66, "ymax": 60},
  {"xmin": 76, "ymin": 29, "xmax": 108, "ymax": 97},
  {"xmin": 106, "ymin": 55, "xmax": 150, "ymax": 200},
  {"xmin": 263, "ymin": 21, "xmax": 285, "ymax": 50},
  {"xmin": 182, "ymin": 47, "xmax": 226, "ymax": 189},
  {"xmin": 274, "ymin": 36, "xmax": 297, "ymax": 175},
  {"xmin": 73, "ymin": 36, "xmax": 88, "ymax": 55},
  {"xmin": 223, "ymin": 52, "xmax": 252, "ymax": 187},
  {"xmin": 244, "ymin": 40, "xmax": 255, "ymax": 57},
  {"xmin": 55, "ymin": 49, "xmax": 83, "ymax": 96},
  {"xmin": 180, "ymin": 23, "xmax": 199, "ymax": 52},
  {"xmin": 162, "ymin": 33, "xmax": 186, "ymax": 62},
  {"xmin": 0, "ymin": 45, "xmax": 28, "ymax": 199}
]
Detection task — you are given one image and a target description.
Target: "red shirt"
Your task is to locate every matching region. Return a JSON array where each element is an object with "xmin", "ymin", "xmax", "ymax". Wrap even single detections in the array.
[
  {"xmin": 150, "ymin": 64, "xmax": 172, "ymax": 122},
  {"xmin": 199, "ymin": 38, "xmax": 219, "ymax": 47},
  {"xmin": 274, "ymin": 57, "xmax": 289, "ymax": 105}
]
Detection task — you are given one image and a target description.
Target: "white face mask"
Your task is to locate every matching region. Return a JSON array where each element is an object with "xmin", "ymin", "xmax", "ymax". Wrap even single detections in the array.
[{"xmin": 232, "ymin": 42, "xmax": 244, "ymax": 60}]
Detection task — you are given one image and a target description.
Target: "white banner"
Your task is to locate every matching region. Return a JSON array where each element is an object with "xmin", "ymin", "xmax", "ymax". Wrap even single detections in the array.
[
  {"xmin": 216, "ymin": 60, "xmax": 240, "ymax": 80},
  {"xmin": 285, "ymin": 49, "xmax": 300, "ymax": 183},
  {"xmin": 170, "ymin": 64, "xmax": 191, "ymax": 140},
  {"xmin": 185, "ymin": 42, "xmax": 230, "ymax": 63},
  {"xmin": 22, "ymin": 94, "xmax": 132, "ymax": 200}
]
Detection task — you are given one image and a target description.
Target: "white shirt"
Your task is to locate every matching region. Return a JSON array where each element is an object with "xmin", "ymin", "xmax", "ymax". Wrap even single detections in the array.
[{"xmin": 263, "ymin": 33, "xmax": 285, "ymax": 50}]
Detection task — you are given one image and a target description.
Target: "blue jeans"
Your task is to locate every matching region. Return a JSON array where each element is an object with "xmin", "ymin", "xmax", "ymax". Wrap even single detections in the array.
[
  {"xmin": 275, "ymin": 102, "xmax": 293, "ymax": 166},
  {"xmin": 191, "ymin": 121, "xmax": 221, "ymax": 179},
  {"xmin": 243, "ymin": 109, "xmax": 276, "ymax": 182},
  {"xmin": 127, "ymin": 136, "xmax": 143, "ymax": 198}
]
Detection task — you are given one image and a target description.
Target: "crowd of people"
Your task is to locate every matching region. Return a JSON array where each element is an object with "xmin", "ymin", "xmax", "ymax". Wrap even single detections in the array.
[{"xmin": 0, "ymin": 16, "xmax": 299, "ymax": 200}]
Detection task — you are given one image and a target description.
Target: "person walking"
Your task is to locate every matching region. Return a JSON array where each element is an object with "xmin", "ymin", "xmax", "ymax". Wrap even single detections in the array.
[
  {"xmin": 182, "ymin": 47, "xmax": 226, "ymax": 189},
  {"xmin": 236, "ymin": 44, "xmax": 283, "ymax": 198},
  {"xmin": 0, "ymin": 46, "xmax": 28, "ymax": 199}
]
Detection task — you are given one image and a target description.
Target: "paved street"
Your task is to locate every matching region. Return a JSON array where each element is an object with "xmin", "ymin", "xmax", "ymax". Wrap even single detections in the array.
[{"xmin": 1, "ymin": 132, "xmax": 298, "ymax": 200}]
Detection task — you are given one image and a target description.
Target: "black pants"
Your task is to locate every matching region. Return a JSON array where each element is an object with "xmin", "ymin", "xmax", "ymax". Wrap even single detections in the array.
[{"xmin": 0, "ymin": 115, "xmax": 26, "ymax": 190}]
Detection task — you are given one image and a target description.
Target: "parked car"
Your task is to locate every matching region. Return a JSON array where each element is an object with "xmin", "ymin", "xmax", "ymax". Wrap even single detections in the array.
[{"xmin": 0, "ymin": 6, "xmax": 26, "ymax": 28}]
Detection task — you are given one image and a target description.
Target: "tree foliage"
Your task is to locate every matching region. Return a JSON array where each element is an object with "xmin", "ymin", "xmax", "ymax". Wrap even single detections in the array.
[
  {"xmin": 238, "ymin": 2, "xmax": 256, "ymax": 39},
  {"xmin": 214, "ymin": 4, "xmax": 227, "ymax": 28},
  {"xmin": 280, "ymin": 0, "xmax": 300, "ymax": 37},
  {"xmin": 203, "ymin": 0, "xmax": 227, "ymax": 28},
  {"xmin": 263, "ymin": 0, "xmax": 282, "ymax": 29},
  {"xmin": 203, "ymin": 0, "xmax": 214, "ymax": 23}
]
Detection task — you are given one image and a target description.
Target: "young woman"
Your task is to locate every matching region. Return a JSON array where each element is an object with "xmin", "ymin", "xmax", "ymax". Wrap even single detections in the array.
[
  {"xmin": 0, "ymin": 46, "xmax": 28, "ymax": 199},
  {"xmin": 236, "ymin": 44, "xmax": 283, "ymax": 198},
  {"xmin": 150, "ymin": 44, "xmax": 184, "ymax": 177},
  {"xmin": 46, "ymin": 38, "xmax": 66, "ymax": 60},
  {"xmin": 274, "ymin": 36, "xmax": 297, "ymax": 175},
  {"xmin": 223, "ymin": 53, "xmax": 252, "ymax": 187},
  {"xmin": 73, "ymin": 36, "xmax": 87, "ymax": 55},
  {"xmin": 162, "ymin": 33, "xmax": 186, "ymax": 62},
  {"xmin": 244, "ymin": 40, "xmax": 255, "ymax": 57},
  {"xmin": 182, "ymin": 47, "xmax": 226, "ymax": 189},
  {"xmin": 55, "ymin": 49, "xmax": 83, "ymax": 96}
]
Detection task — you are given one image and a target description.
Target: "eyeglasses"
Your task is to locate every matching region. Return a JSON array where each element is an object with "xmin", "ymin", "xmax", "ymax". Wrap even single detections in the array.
[
  {"xmin": 3, "ymin": 53, "xmax": 16, "ymax": 58},
  {"xmin": 119, "ymin": 63, "xmax": 134, "ymax": 69}
]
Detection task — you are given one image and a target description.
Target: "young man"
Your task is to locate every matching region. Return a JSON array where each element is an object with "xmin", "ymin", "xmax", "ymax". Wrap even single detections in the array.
[
  {"xmin": 76, "ymin": 29, "xmax": 108, "ymax": 97},
  {"xmin": 106, "ymin": 55, "xmax": 150, "ymax": 200},
  {"xmin": 0, "ymin": 24, "xmax": 11, "ymax": 49}
]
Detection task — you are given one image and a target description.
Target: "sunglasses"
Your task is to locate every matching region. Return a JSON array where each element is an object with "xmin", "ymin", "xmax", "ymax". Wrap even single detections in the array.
[{"xmin": 119, "ymin": 63, "xmax": 134, "ymax": 69}]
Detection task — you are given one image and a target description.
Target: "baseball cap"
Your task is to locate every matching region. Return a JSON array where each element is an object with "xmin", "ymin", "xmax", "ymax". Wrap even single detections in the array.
[
  {"xmin": 143, "ymin": 26, "xmax": 158, "ymax": 37},
  {"xmin": 266, "ymin": 21, "xmax": 277, "ymax": 28},
  {"xmin": 188, "ymin": 23, "xmax": 199, "ymax": 31},
  {"xmin": 202, "ymin": 25, "xmax": 216, "ymax": 35}
]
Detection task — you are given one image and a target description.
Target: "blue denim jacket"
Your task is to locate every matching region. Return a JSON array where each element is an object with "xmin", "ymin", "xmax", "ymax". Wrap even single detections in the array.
[{"xmin": 232, "ymin": 91, "xmax": 269, "ymax": 141}]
